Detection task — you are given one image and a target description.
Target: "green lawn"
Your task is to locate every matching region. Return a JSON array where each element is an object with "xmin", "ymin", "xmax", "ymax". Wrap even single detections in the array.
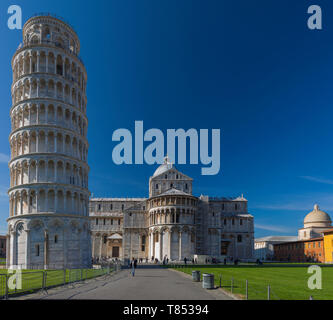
[
  {"xmin": 0, "ymin": 267, "xmax": 111, "ymax": 297},
  {"xmin": 173, "ymin": 265, "xmax": 333, "ymax": 300}
]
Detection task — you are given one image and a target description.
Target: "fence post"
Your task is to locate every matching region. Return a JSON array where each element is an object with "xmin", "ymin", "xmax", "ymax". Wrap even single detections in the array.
[
  {"xmin": 267, "ymin": 285, "xmax": 270, "ymax": 300},
  {"xmin": 5, "ymin": 275, "xmax": 8, "ymax": 300},
  {"xmin": 246, "ymin": 280, "xmax": 248, "ymax": 300},
  {"xmin": 42, "ymin": 271, "xmax": 45, "ymax": 291},
  {"xmin": 219, "ymin": 275, "xmax": 221, "ymax": 288},
  {"xmin": 231, "ymin": 277, "xmax": 234, "ymax": 294}
]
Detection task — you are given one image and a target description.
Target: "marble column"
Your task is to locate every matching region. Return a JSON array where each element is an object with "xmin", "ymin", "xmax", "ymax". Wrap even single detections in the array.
[
  {"xmin": 63, "ymin": 227, "xmax": 67, "ymax": 269},
  {"xmin": 99, "ymin": 236, "xmax": 103, "ymax": 258},
  {"xmin": 44, "ymin": 230, "xmax": 48, "ymax": 269},
  {"xmin": 10, "ymin": 231, "xmax": 16, "ymax": 267},
  {"xmin": 6, "ymin": 234, "xmax": 10, "ymax": 268},
  {"xmin": 91, "ymin": 233, "xmax": 95, "ymax": 258},
  {"xmin": 178, "ymin": 231, "xmax": 182, "ymax": 261},
  {"xmin": 168, "ymin": 230, "xmax": 172, "ymax": 261},
  {"xmin": 159, "ymin": 231, "xmax": 163, "ymax": 261},
  {"xmin": 36, "ymin": 53, "xmax": 40, "ymax": 72},
  {"xmin": 25, "ymin": 230, "xmax": 30, "ymax": 268}
]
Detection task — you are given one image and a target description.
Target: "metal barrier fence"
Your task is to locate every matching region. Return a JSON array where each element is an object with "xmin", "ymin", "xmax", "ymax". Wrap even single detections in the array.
[
  {"xmin": 176, "ymin": 265, "xmax": 315, "ymax": 300},
  {"xmin": 174, "ymin": 265, "xmax": 281, "ymax": 300},
  {"xmin": 0, "ymin": 265, "xmax": 119, "ymax": 299}
]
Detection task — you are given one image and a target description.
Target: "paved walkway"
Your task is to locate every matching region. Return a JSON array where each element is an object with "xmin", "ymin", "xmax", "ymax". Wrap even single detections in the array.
[{"xmin": 15, "ymin": 268, "xmax": 233, "ymax": 300}]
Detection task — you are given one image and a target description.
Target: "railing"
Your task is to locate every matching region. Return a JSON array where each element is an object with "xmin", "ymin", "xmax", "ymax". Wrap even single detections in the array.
[
  {"xmin": 173, "ymin": 265, "xmax": 281, "ymax": 300},
  {"xmin": 90, "ymin": 212, "xmax": 123, "ymax": 217},
  {"xmin": 16, "ymin": 39, "xmax": 84, "ymax": 66},
  {"xmin": 0, "ymin": 265, "xmax": 119, "ymax": 299},
  {"xmin": 90, "ymin": 225, "xmax": 123, "ymax": 231},
  {"xmin": 174, "ymin": 264, "xmax": 324, "ymax": 300}
]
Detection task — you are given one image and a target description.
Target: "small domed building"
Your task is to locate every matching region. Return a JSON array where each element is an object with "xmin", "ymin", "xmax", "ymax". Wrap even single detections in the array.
[
  {"xmin": 298, "ymin": 204, "xmax": 332, "ymax": 240},
  {"xmin": 274, "ymin": 204, "xmax": 333, "ymax": 263}
]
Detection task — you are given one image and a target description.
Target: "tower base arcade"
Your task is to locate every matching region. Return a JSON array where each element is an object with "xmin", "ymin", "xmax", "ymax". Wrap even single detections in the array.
[{"xmin": 7, "ymin": 215, "xmax": 91, "ymax": 269}]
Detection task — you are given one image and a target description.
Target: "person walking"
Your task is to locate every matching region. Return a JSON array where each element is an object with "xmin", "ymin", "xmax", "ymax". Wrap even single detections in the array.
[{"xmin": 130, "ymin": 257, "xmax": 135, "ymax": 277}]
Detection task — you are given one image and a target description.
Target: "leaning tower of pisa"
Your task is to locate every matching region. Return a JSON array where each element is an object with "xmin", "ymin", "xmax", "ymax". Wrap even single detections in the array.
[{"xmin": 7, "ymin": 14, "xmax": 91, "ymax": 269}]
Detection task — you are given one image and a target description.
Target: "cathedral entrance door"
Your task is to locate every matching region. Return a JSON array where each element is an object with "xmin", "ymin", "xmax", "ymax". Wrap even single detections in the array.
[
  {"xmin": 221, "ymin": 241, "xmax": 230, "ymax": 255},
  {"xmin": 112, "ymin": 246, "xmax": 119, "ymax": 257}
]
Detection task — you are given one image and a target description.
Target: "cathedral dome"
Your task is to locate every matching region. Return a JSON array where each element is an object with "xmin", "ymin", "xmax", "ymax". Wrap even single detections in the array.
[
  {"xmin": 153, "ymin": 156, "xmax": 174, "ymax": 177},
  {"xmin": 304, "ymin": 204, "xmax": 332, "ymax": 228}
]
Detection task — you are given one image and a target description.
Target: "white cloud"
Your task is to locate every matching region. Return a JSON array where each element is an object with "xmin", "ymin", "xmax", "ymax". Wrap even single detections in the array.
[
  {"xmin": 252, "ymin": 192, "xmax": 333, "ymax": 212},
  {"xmin": 252, "ymin": 177, "xmax": 333, "ymax": 212},
  {"xmin": 253, "ymin": 203, "xmax": 310, "ymax": 211},
  {"xmin": 0, "ymin": 226, "xmax": 7, "ymax": 235},
  {"xmin": 0, "ymin": 186, "xmax": 8, "ymax": 198},
  {"xmin": 300, "ymin": 175, "xmax": 333, "ymax": 185},
  {"xmin": 0, "ymin": 153, "xmax": 9, "ymax": 163},
  {"xmin": 255, "ymin": 223, "xmax": 294, "ymax": 233}
]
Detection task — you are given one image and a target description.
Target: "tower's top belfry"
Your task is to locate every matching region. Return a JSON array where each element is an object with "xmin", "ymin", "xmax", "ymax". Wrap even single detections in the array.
[{"xmin": 22, "ymin": 14, "xmax": 80, "ymax": 55}]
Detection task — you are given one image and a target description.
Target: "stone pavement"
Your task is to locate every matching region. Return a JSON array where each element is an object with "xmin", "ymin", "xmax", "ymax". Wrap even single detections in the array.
[{"xmin": 14, "ymin": 268, "xmax": 233, "ymax": 300}]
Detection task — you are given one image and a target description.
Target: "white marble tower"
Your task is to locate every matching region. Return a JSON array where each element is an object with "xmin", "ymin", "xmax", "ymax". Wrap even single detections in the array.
[{"xmin": 7, "ymin": 14, "xmax": 91, "ymax": 269}]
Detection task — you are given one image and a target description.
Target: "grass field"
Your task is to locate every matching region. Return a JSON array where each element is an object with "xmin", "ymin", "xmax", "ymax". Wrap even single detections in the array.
[
  {"xmin": 173, "ymin": 265, "xmax": 333, "ymax": 300},
  {"xmin": 0, "ymin": 267, "xmax": 111, "ymax": 298}
]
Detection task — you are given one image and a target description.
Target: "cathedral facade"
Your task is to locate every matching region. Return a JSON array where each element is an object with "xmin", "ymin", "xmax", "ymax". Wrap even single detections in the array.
[{"xmin": 90, "ymin": 157, "xmax": 254, "ymax": 263}]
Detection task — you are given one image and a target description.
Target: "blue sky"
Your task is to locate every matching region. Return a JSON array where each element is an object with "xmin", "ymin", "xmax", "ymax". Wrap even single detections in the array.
[{"xmin": 0, "ymin": 0, "xmax": 332, "ymax": 237}]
